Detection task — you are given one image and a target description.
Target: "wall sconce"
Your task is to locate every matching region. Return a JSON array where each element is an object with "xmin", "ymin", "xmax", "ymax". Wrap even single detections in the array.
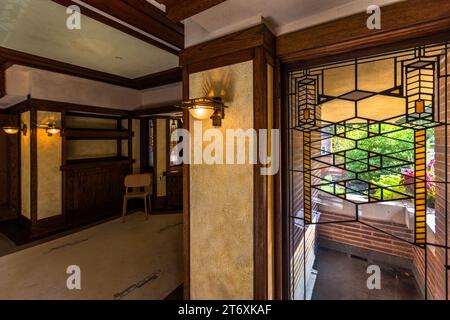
[
  {"xmin": 177, "ymin": 97, "xmax": 227, "ymax": 127},
  {"xmin": 37, "ymin": 122, "xmax": 61, "ymax": 137},
  {"xmin": 2, "ymin": 123, "xmax": 27, "ymax": 136}
]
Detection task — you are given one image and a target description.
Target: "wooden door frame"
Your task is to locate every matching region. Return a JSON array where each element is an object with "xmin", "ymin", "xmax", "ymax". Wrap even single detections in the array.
[{"xmin": 276, "ymin": 0, "xmax": 450, "ymax": 300}]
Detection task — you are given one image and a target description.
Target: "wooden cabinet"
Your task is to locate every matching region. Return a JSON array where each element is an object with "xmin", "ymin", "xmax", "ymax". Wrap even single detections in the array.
[
  {"xmin": 165, "ymin": 170, "xmax": 182, "ymax": 209},
  {"xmin": 63, "ymin": 158, "xmax": 132, "ymax": 227}
]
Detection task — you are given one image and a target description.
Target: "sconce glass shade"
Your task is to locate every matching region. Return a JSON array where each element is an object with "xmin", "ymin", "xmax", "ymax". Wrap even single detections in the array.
[
  {"xmin": 37, "ymin": 122, "xmax": 61, "ymax": 136},
  {"xmin": 189, "ymin": 107, "xmax": 215, "ymax": 120},
  {"xmin": 2, "ymin": 123, "xmax": 27, "ymax": 135},
  {"xmin": 46, "ymin": 127, "xmax": 61, "ymax": 135},
  {"xmin": 176, "ymin": 97, "xmax": 227, "ymax": 125},
  {"xmin": 3, "ymin": 127, "xmax": 20, "ymax": 135}
]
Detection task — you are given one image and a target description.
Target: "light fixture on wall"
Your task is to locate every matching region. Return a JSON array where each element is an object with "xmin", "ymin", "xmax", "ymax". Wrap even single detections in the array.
[
  {"xmin": 177, "ymin": 97, "xmax": 227, "ymax": 127},
  {"xmin": 2, "ymin": 123, "xmax": 27, "ymax": 136},
  {"xmin": 37, "ymin": 121, "xmax": 61, "ymax": 137}
]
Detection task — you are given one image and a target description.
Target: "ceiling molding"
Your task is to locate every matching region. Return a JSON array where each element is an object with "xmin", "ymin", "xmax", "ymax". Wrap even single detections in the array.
[
  {"xmin": 134, "ymin": 67, "xmax": 182, "ymax": 90},
  {"xmin": 51, "ymin": 0, "xmax": 179, "ymax": 55},
  {"xmin": 179, "ymin": 23, "xmax": 275, "ymax": 66},
  {"xmin": 0, "ymin": 46, "xmax": 133, "ymax": 88},
  {"xmin": 277, "ymin": 0, "xmax": 450, "ymax": 64},
  {"xmin": 0, "ymin": 47, "xmax": 182, "ymax": 90},
  {"xmin": 155, "ymin": 0, "xmax": 227, "ymax": 22},
  {"xmin": 54, "ymin": 0, "xmax": 184, "ymax": 50},
  {"xmin": 132, "ymin": 105, "xmax": 180, "ymax": 117}
]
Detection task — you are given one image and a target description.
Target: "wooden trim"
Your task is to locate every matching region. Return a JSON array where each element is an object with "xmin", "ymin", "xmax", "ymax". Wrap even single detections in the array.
[
  {"xmin": 140, "ymin": 118, "xmax": 149, "ymax": 173},
  {"xmin": 134, "ymin": 67, "xmax": 182, "ymax": 90},
  {"xmin": 4, "ymin": 99, "xmax": 31, "ymax": 114},
  {"xmin": 65, "ymin": 111, "xmax": 123, "ymax": 120},
  {"xmin": 128, "ymin": 117, "xmax": 133, "ymax": 167},
  {"xmin": 132, "ymin": 105, "xmax": 180, "ymax": 117},
  {"xmin": 30, "ymin": 99, "xmax": 130, "ymax": 116},
  {"xmin": 280, "ymin": 64, "xmax": 291, "ymax": 300},
  {"xmin": 0, "ymin": 47, "xmax": 181, "ymax": 90},
  {"xmin": 187, "ymin": 48, "xmax": 255, "ymax": 74},
  {"xmin": 277, "ymin": 0, "xmax": 450, "ymax": 64},
  {"xmin": 182, "ymin": 66, "xmax": 190, "ymax": 300},
  {"xmin": 51, "ymin": 0, "xmax": 183, "ymax": 51},
  {"xmin": 273, "ymin": 58, "xmax": 283, "ymax": 300},
  {"xmin": 0, "ymin": 47, "xmax": 133, "ymax": 88},
  {"xmin": 61, "ymin": 110, "xmax": 67, "ymax": 224},
  {"xmin": 0, "ymin": 61, "xmax": 5, "ymax": 99},
  {"xmin": 30, "ymin": 107, "xmax": 38, "ymax": 224},
  {"xmin": 158, "ymin": 0, "xmax": 227, "ymax": 22},
  {"xmin": 62, "ymin": 128, "xmax": 130, "ymax": 140},
  {"xmin": 180, "ymin": 24, "xmax": 275, "ymax": 67},
  {"xmin": 253, "ymin": 46, "xmax": 268, "ymax": 300}
]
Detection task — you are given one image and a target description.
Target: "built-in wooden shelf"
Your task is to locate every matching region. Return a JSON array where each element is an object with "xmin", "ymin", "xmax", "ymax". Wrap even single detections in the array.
[
  {"xmin": 61, "ymin": 157, "xmax": 132, "ymax": 170},
  {"xmin": 62, "ymin": 128, "xmax": 131, "ymax": 140}
]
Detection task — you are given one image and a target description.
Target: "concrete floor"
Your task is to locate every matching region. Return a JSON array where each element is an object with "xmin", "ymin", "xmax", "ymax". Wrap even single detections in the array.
[
  {"xmin": 311, "ymin": 247, "xmax": 423, "ymax": 300},
  {"xmin": 0, "ymin": 212, "xmax": 183, "ymax": 300}
]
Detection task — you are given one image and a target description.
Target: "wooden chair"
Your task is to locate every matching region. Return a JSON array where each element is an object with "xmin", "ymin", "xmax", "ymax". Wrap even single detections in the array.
[{"xmin": 122, "ymin": 173, "xmax": 152, "ymax": 222}]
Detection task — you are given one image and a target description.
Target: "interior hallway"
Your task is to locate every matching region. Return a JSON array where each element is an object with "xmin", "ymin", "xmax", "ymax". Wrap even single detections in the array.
[
  {"xmin": 0, "ymin": 213, "xmax": 182, "ymax": 300},
  {"xmin": 311, "ymin": 247, "xmax": 423, "ymax": 300}
]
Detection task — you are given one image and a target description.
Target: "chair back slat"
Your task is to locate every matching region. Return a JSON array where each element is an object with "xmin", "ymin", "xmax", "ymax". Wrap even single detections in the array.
[{"xmin": 124, "ymin": 174, "xmax": 152, "ymax": 188}]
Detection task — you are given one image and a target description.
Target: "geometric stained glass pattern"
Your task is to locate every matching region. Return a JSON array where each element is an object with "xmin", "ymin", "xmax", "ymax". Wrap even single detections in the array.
[{"xmin": 288, "ymin": 42, "xmax": 450, "ymax": 300}]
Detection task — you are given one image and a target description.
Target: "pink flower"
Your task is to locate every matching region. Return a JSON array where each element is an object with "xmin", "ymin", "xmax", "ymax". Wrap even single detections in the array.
[{"xmin": 428, "ymin": 159, "xmax": 436, "ymax": 167}]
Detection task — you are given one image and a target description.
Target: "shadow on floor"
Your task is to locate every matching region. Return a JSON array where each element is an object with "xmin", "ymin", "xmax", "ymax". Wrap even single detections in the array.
[{"xmin": 311, "ymin": 247, "xmax": 423, "ymax": 300}]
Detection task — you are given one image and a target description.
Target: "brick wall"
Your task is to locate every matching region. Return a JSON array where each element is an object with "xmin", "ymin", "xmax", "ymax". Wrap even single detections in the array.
[{"xmin": 318, "ymin": 211, "xmax": 414, "ymax": 260}]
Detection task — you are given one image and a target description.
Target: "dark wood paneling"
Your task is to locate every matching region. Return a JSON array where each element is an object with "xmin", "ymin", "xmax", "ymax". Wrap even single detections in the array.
[
  {"xmin": 277, "ymin": 0, "xmax": 450, "ymax": 63},
  {"xmin": 51, "ymin": 0, "xmax": 181, "ymax": 54},
  {"xmin": 140, "ymin": 118, "xmax": 149, "ymax": 172},
  {"xmin": 180, "ymin": 24, "xmax": 275, "ymax": 66},
  {"xmin": 133, "ymin": 105, "xmax": 180, "ymax": 117},
  {"xmin": 157, "ymin": 0, "xmax": 227, "ymax": 22},
  {"xmin": 70, "ymin": 0, "xmax": 184, "ymax": 49},
  {"xmin": 187, "ymin": 48, "xmax": 255, "ymax": 74},
  {"xmin": 30, "ymin": 99, "xmax": 129, "ymax": 116},
  {"xmin": 182, "ymin": 66, "xmax": 190, "ymax": 300},
  {"xmin": 134, "ymin": 67, "xmax": 182, "ymax": 90},
  {"xmin": 253, "ymin": 46, "xmax": 268, "ymax": 300},
  {"xmin": 0, "ymin": 115, "xmax": 20, "ymax": 221},
  {"xmin": 0, "ymin": 64, "xmax": 5, "ymax": 99},
  {"xmin": 165, "ymin": 170, "xmax": 182, "ymax": 209},
  {"xmin": 63, "ymin": 128, "xmax": 130, "ymax": 140},
  {"xmin": 30, "ymin": 107, "xmax": 38, "ymax": 224},
  {"xmin": 63, "ymin": 159, "xmax": 131, "ymax": 227},
  {"xmin": 273, "ymin": 58, "xmax": 283, "ymax": 300}
]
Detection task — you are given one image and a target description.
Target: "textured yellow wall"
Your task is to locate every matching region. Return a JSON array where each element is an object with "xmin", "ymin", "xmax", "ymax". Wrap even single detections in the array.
[
  {"xmin": 65, "ymin": 116, "xmax": 117, "ymax": 130},
  {"xmin": 189, "ymin": 61, "xmax": 254, "ymax": 299},
  {"xmin": 20, "ymin": 112, "xmax": 31, "ymax": 220},
  {"xmin": 37, "ymin": 111, "xmax": 62, "ymax": 220},
  {"xmin": 66, "ymin": 116, "xmax": 119, "ymax": 160},
  {"xmin": 66, "ymin": 140, "xmax": 117, "ymax": 160}
]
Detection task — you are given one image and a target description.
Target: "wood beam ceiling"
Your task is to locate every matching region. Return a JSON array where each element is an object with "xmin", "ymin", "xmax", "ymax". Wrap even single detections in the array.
[
  {"xmin": 155, "ymin": 0, "xmax": 227, "ymax": 22},
  {"xmin": 52, "ymin": 0, "xmax": 184, "ymax": 53},
  {"xmin": 0, "ymin": 47, "xmax": 182, "ymax": 90},
  {"xmin": 277, "ymin": 0, "xmax": 450, "ymax": 64}
]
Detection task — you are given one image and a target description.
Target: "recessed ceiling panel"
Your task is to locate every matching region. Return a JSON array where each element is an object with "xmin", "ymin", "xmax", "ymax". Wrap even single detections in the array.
[{"xmin": 0, "ymin": 0, "xmax": 179, "ymax": 78}]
